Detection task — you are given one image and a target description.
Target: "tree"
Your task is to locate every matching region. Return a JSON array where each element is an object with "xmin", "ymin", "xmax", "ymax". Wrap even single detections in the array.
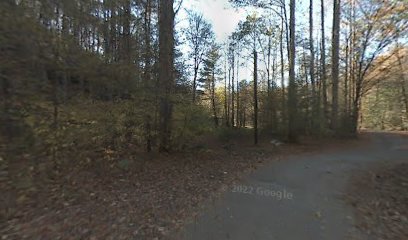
[
  {"xmin": 185, "ymin": 11, "xmax": 214, "ymax": 103},
  {"xmin": 223, "ymin": 46, "xmax": 230, "ymax": 126},
  {"xmin": 236, "ymin": 14, "xmax": 266, "ymax": 144},
  {"xmin": 121, "ymin": 0, "xmax": 132, "ymax": 64},
  {"xmin": 229, "ymin": 0, "xmax": 290, "ymax": 130},
  {"xmin": 279, "ymin": 11, "xmax": 286, "ymax": 127},
  {"xmin": 236, "ymin": 40, "xmax": 242, "ymax": 128},
  {"xmin": 347, "ymin": 0, "xmax": 407, "ymax": 133},
  {"xmin": 158, "ymin": 0, "xmax": 175, "ymax": 151},
  {"xmin": 142, "ymin": 0, "xmax": 154, "ymax": 152},
  {"xmin": 200, "ymin": 44, "xmax": 222, "ymax": 127},
  {"xmin": 331, "ymin": 0, "xmax": 341, "ymax": 132},
  {"xmin": 287, "ymin": 0, "xmax": 297, "ymax": 142},
  {"xmin": 309, "ymin": 0, "xmax": 317, "ymax": 129},
  {"xmin": 228, "ymin": 40, "xmax": 236, "ymax": 126},
  {"xmin": 361, "ymin": 47, "xmax": 408, "ymax": 130},
  {"xmin": 257, "ymin": 16, "xmax": 278, "ymax": 131},
  {"xmin": 320, "ymin": 0, "xmax": 329, "ymax": 124}
]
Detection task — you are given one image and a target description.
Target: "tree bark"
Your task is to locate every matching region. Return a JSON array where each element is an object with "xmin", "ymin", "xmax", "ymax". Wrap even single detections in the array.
[
  {"xmin": 331, "ymin": 0, "xmax": 341, "ymax": 132},
  {"xmin": 144, "ymin": 0, "xmax": 153, "ymax": 152},
  {"xmin": 236, "ymin": 44, "xmax": 240, "ymax": 128},
  {"xmin": 227, "ymin": 66, "xmax": 231, "ymax": 126},
  {"xmin": 280, "ymin": 16, "xmax": 286, "ymax": 126},
  {"xmin": 122, "ymin": 0, "xmax": 132, "ymax": 64},
  {"xmin": 158, "ymin": 0, "xmax": 175, "ymax": 152},
  {"xmin": 320, "ymin": 0, "xmax": 328, "ymax": 124},
  {"xmin": 231, "ymin": 50, "xmax": 235, "ymax": 127},
  {"xmin": 287, "ymin": 0, "xmax": 297, "ymax": 142},
  {"xmin": 193, "ymin": 60, "xmax": 198, "ymax": 102},
  {"xmin": 344, "ymin": 33, "xmax": 350, "ymax": 120},
  {"xmin": 224, "ymin": 55, "xmax": 229, "ymax": 126},
  {"xmin": 309, "ymin": 0, "xmax": 317, "ymax": 129},
  {"xmin": 254, "ymin": 49, "xmax": 258, "ymax": 145},
  {"xmin": 211, "ymin": 70, "xmax": 219, "ymax": 127}
]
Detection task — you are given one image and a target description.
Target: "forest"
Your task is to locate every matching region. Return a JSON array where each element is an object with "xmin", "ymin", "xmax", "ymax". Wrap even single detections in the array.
[{"xmin": 1, "ymin": 0, "xmax": 407, "ymax": 239}]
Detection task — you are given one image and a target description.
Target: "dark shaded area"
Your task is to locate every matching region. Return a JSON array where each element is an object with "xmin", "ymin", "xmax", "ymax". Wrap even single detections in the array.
[{"xmin": 347, "ymin": 162, "xmax": 408, "ymax": 240}]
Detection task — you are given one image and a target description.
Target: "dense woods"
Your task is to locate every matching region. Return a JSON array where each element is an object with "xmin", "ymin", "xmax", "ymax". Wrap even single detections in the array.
[
  {"xmin": 1, "ymin": 0, "xmax": 407, "ymax": 153},
  {"xmin": 0, "ymin": 0, "xmax": 407, "ymax": 237},
  {"xmin": 0, "ymin": 0, "xmax": 407, "ymax": 162}
]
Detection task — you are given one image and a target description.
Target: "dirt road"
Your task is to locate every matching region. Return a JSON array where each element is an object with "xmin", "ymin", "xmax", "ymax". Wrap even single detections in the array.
[{"xmin": 179, "ymin": 132, "xmax": 408, "ymax": 240}]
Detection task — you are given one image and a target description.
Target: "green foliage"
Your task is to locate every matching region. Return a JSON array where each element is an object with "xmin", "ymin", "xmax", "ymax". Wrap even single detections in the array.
[
  {"xmin": 362, "ymin": 84, "xmax": 407, "ymax": 130},
  {"xmin": 172, "ymin": 99, "xmax": 214, "ymax": 149},
  {"xmin": 199, "ymin": 44, "xmax": 222, "ymax": 89}
]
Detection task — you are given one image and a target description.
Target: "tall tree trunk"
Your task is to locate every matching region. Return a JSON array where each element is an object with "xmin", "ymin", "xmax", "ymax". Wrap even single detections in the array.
[
  {"xmin": 224, "ymin": 56, "xmax": 229, "ymax": 127},
  {"xmin": 267, "ymin": 35, "xmax": 272, "ymax": 97},
  {"xmin": 316, "ymin": 38, "xmax": 322, "ymax": 112},
  {"xmin": 352, "ymin": 69, "xmax": 364, "ymax": 133},
  {"xmin": 287, "ymin": 0, "xmax": 297, "ymax": 142},
  {"xmin": 236, "ymin": 46, "xmax": 240, "ymax": 128},
  {"xmin": 271, "ymin": 40, "xmax": 278, "ymax": 131},
  {"xmin": 231, "ymin": 51, "xmax": 235, "ymax": 127},
  {"xmin": 144, "ymin": 0, "xmax": 153, "ymax": 152},
  {"xmin": 158, "ymin": 0, "xmax": 175, "ymax": 152},
  {"xmin": 281, "ymin": 1, "xmax": 290, "ymax": 61},
  {"xmin": 266, "ymin": 34, "xmax": 272, "ymax": 128},
  {"xmin": 110, "ymin": 3, "xmax": 117, "ymax": 62},
  {"xmin": 331, "ymin": 0, "xmax": 341, "ymax": 132},
  {"xmin": 211, "ymin": 70, "xmax": 219, "ymax": 127},
  {"xmin": 122, "ymin": 0, "xmax": 131, "ymax": 63},
  {"xmin": 302, "ymin": 45, "xmax": 311, "ymax": 133},
  {"xmin": 344, "ymin": 33, "xmax": 350, "ymax": 120},
  {"xmin": 193, "ymin": 59, "xmax": 198, "ymax": 102},
  {"xmin": 254, "ymin": 49, "xmax": 258, "ymax": 145},
  {"xmin": 347, "ymin": 0, "xmax": 357, "ymax": 118},
  {"xmin": 320, "ymin": 0, "xmax": 328, "ymax": 124},
  {"xmin": 349, "ymin": 0, "xmax": 356, "ymax": 118},
  {"xmin": 309, "ymin": 0, "xmax": 317, "ymax": 129},
  {"xmin": 227, "ymin": 66, "xmax": 231, "ymax": 126},
  {"xmin": 280, "ymin": 16, "xmax": 286, "ymax": 127},
  {"xmin": 103, "ymin": 1, "xmax": 111, "ymax": 62}
]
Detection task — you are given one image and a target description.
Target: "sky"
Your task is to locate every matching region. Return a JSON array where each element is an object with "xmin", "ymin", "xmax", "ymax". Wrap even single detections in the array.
[
  {"xmin": 177, "ymin": 0, "xmax": 251, "ymax": 81},
  {"xmin": 179, "ymin": 0, "xmax": 332, "ymax": 42},
  {"xmin": 179, "ymin": 0, "xmax": 247, "ymax": 42},
  {"xmin": 177, "ymin": 0, "xmax": 335, "ymax": 84}
]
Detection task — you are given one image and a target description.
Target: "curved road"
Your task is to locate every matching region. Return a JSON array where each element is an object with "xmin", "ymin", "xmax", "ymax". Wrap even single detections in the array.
[{"xmin": 179, "ymin": 132, "xmax": 408, "ymax": 240}]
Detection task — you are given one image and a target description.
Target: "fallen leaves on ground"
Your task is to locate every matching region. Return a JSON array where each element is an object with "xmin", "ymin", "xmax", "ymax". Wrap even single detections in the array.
[
  {"xmin": 346, "ymin": 162, "xmax": 408, "ymax": 240},
  {"xmin": 0, "ymin": 136, "xmax": 360, "ymax": 240}
]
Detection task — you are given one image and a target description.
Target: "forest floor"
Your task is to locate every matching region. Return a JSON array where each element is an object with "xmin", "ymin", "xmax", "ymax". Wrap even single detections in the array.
[
  {"xmin": 1, "ymin": 132, "xmax": 407, "ymax": 240},
  {"xmin": 0, "ymin": 131, "xmax": 360, "ymax": 240},
  {"xmin": 346, "ymin": 158, "xmax": 408, "ymax": 239}
]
